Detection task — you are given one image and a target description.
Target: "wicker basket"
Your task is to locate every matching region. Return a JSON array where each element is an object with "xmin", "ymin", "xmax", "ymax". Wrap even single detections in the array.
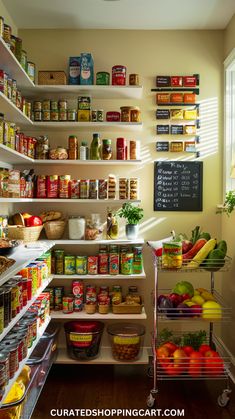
[
  {"xmin": 44, "ymin": 220, "xmax": 66, "ymax": 239},
  {"xmin": 7, "ymin": 225, "xmax": 43, "ymax": 243},
  {"xmin": 112, "ymin": 304, "xmax": 143, "ymax": 314},
  {"xmin": 38, "ymin": 71, "xmax": 67, "ymax": 85}
]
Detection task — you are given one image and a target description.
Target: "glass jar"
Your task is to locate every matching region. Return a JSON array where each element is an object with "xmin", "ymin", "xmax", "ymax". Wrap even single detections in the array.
[
  {"xmin": 102, "ymin": 139, "xmax": 112, "ymax": 160},
  {"xmin": 112, "ymin": 285, "xmax": 122, "ymax": 305},
  {"xmin": 35, "ymin": 136, "xmax": 49, "ymax": 160},
  {"xmin": 162, "ymin": 241, "xmax": 182, "ymax": 269},
  {"xmin": 106, "ymin": 211, "xmax": 119, "ymax": 240},
  {"xmin": 68, "ymin": 216, "xmax": 86, "ymax": 240},
  {"xmin": 126, "ymin": 286, "xmax": 141, "ymax": 304},
  {"xmin": 90, "ymin": 133, "xmax": 101, "ymax": 160}
]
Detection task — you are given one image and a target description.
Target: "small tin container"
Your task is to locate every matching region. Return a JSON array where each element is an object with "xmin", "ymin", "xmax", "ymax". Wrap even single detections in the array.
[
  {"xmin": 112, "ymin": 65, "xmax": 126, "ymax": 85},
  {"xmin": 76, "ymin": 256, "xmax": 87, "ymax": 275},
  {"xmin": 51, "ymin": 100, "xmax": 58, "ymax": 111},
  {"xmin": 129, "ymin": 74, "xmax": 139, "ymax": 86},
  {"xmin": 68, "ymin": 109, "xmax": 76, "ymax": 121},
  {"xmin": 34, "ymin": 111, "xmax": 42, "ymax": 121},
  {"xmin": 63, "ymin": 297, "xmax": 74, "ymax": 314},
  {"xmin": 97, "ymin": 109, "xmax": 104, "ymax": 122},
  {"xmin": 59, "ymin": 109, "xmax": 67, "ymax": 121},
  {"xmin": 51, "ymin": 110, "xmax": 59, "ymax": 121},
  {"xmin": 42, "ymin": 100, "xmax": 51, "ymax": 111},
  {"xmin": 92, "ymin": 110, "xmax": 97, "ymax": 122},
  {"xmin": 96, "ymin": 71, "xmax": 110, "ymax": 85}
]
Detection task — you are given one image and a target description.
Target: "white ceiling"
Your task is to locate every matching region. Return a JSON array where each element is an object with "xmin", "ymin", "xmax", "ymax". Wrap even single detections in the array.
[{"xmin": 3, "ymin": 0, "xmax": 235, "ymax": 30}]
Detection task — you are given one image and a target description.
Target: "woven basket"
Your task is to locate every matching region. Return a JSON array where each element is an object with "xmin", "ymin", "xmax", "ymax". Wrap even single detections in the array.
[
  {"xmin": 38, "ymin": 71, "xmax": 67, "ymax": 85},
  {"xmin": 7, "ymin": 225, "xmax": 43, "ymax": 243},
  {"xmin": 44, "ymin": 220, "xmax": 66, "ymax": 239},
  {"xmin": 112, "ymin": 304, "xmax": 143, "ymax": 314}
]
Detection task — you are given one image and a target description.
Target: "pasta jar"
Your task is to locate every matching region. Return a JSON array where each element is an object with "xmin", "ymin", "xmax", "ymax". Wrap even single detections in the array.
[
  {"xmin": 102, "ymin": 139, "xmax": 112, "ymax": 160},
  {"xmin": 68, "ymin": 216, "xmax": 86, "ymax": 239},
  {"xmin": 162, "ymin": 242, "xmax": 182, "ymax": 269}
]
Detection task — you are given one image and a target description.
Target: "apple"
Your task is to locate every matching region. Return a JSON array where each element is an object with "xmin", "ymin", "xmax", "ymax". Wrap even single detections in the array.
[
  {"xmin": 25, "ymin": 216, "xmax": 43, "ymax": 227},
  {"xmin": 156, "ymin": 346, "xmax": 170, "ymax": 369},
  {"xmin": 181, "ymin": 293, "xmax": 191, "ymax": 301},
  {"xmin": 190, "ymin": 304, "xmax": 202, "ymax": 317},
  {"xmin": 199, "ymin": 344, "xmax": 211, "ymax": 356},
  {"xmin": 168, "ymin": 293, "xmax": 183, "ymax": 307},
  {"xmin": 204, "ymin": 350, "xmax": 224, "ymax": 375},
  {"xmin": 182, "ymin": 345, "xmax": 194, "ymax": 356},
  {"xmin": 188, "ymin": 351, "xmax": 202, "ymax": 377},
  {"xmin": 162, "ymin": 342, "xmax": 178, "ymax": 355},
  {"xmin": 182, "ymin": 240, "xmax": 193, "ymax": 254}
]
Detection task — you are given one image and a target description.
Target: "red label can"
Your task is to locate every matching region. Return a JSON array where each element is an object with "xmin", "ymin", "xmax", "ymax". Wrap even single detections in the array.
[
  {"xmin": 73, "ymin": 296, "xmax": 83, "ymax": 312},
  {"xmin": 46, "ymin": 175, "xmax": 58, "ymax": 198},
  {"xmin": 87, "ymin": 256, "xmax": 98, "ymax": 275},
  {"xmin": 112, "ymin": 65, "xmax": 126, "ymax": 86},
  {"xmin": 23, "ymin": 136, "xmax": 28, "ymax": 155},
  {"xmin": 98, "ymin": 253, "xmax": 109, "ymax": 275},
  {"xmin": 37, "ymin": 175, "xmax": 47, "ymax": 198},
  {"xmin": 72, "ymin": 280, "xmax": 84, "ymax": 297}
]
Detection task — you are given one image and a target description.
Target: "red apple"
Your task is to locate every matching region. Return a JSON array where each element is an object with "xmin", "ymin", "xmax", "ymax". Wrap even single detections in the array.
[
  {"xmin": 25, "ymin": 216, "xmax": 43, "ymax": 227},
  {"xmin": 168, "ymin": 293, "xmax": 183, "ymax": 307},
  {"xmin": 190, "ymin": 304, "xmax": 202, "ymax": 317},
  {"xmin": 188, "ymin": 351, "xmax": 202, "ymax": 377},
  {"xmin": 181, "ymin": 293, "xmax": 191, "ymax": 301},
  {"xmin": 156, "ymin": 346, "xmax": 170, "ymax": 369},
  {"xmin": 204, "ymin": 350, "xmax": 224, "ymax": 375},
  {"xmin": 182, "ymin": 345, "xmax": 194, "ymax": 356},
  {"xmin": 199, "ymin": 344, "xmax": 211, "ymax": 356},
  {"xmin": 162, "ymin": 342, "xmax": 178, "ymax": 355}
]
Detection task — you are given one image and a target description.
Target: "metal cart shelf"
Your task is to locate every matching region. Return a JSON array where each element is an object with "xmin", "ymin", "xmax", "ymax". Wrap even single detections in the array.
[{"xmin": 147, "ymin": 248, "xmax": 232, "ymax": 408}]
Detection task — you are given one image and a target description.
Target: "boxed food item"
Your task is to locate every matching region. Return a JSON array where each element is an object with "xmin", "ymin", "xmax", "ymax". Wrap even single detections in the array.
[
  {"xmin": 183, "ymin": 75, "xmax": 197, "ymax": 87},
  {"xmin": 68, "ymin": 56, "xmax": 80, "ymax": 85},
  {"xmin": 80, "ymin": 53, "xmax": 94, "ymax": 85},
  {"xmin": 156, "ymin": 93, "xmax": 170, "ymax": 104},
  {"xmin": 78, "ymin": 96, "xmax": 91, "ymax": 110},
  {"xmin": 156, "ymin": 76, "xmax": 171, "ymax": 87},
  {"xmin": 184, "ymin": 109, "xmax": 198, "ymax": 120},
  {"xmin": 171, "ymin": 76, "xmax": 183, "ymax": 87},
  {"xmin": 184, "ymin": 93, "xmax": 196, "ymax": 103},
  {"xmin": 170, "ymin": 109, "xmax": 184, "ymax": 120},
  {"xmin": 78, "ymin": 109, "xmax": 91, "ymax": 122},
  {"xmin": 156, "ymin": 125, "xmax": 170, "ymax": 135},
  {"xmin": 156, "ymin": 109, "xmax": 170, "ymax": 120},
  {"xmin": 170, "ymin": 93, "xmax": 183, "ymax": 103},
  {"xmin": 8, "ymin": 169, "xmax": 20, "ymax": 198},
  {"xmin": 184, "ymin": 125, "xmax": 197, "ymax": 135}
]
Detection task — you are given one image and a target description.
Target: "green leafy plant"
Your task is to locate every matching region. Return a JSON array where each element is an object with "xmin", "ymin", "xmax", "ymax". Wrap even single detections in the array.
[
  {"xmin": 217, "ymin": 190, "xmax": 235, "ymax": 216},
  {"xmin": 116, "ymin": 202, "xmax": 144, "ymax": 225}
]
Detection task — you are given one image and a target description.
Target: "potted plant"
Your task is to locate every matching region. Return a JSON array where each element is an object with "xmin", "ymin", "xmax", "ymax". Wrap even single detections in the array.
[
  {"xmin": 217, "ymin": 190, "xmax": 235, "ymax": 216},
  {"xmin": 116, "ymin": 202, "xmax": 144, "ymax": 239}
]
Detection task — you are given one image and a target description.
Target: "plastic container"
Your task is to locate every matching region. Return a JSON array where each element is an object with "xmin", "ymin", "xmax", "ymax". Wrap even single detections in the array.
[
  {"xmin": 64, "ymin": 321, "xmax": 104, "ymax": 361},
  {"xmin": 107, "ymin": 323, "xmax": 145, "ymax": 362}
]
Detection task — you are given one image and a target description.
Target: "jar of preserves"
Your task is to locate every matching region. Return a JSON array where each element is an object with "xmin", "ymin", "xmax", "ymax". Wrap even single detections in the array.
[
  {"xmin": 112, "ymin": 285, "xmax": 122, "ymax": 305},
  {"xmin": 131, "ymin": 107, "xmax": 141, "ymax": 122},
  {"xmin": 68, "ymin": 216, "xmax": 86, "ymax": 239},
  {"xmin": 120, "ymin": 106, "xmax": 132, "ymax": 122},
  {"xmin": 102, "ymin": 139, "xmax": 112, "ymax": 160}
]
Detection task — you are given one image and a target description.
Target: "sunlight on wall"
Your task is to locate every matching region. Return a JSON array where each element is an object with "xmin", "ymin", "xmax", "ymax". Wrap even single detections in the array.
[{"xmin": 198, "ymin": 97, "xmax": 219, "ymax": 158}]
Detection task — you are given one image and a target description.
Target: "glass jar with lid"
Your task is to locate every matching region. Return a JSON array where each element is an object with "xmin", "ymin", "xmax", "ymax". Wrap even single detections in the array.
[
  {"xmin": 102, "ymin": 139, "xmax": 112, "ymax": 160},
  {"xmin": 68, "ymin": 216, "xmax": 86, "ymax": 240},
  {"xmin": 125, "ymin": 286, "xmax": 141, "ymax": 304}
]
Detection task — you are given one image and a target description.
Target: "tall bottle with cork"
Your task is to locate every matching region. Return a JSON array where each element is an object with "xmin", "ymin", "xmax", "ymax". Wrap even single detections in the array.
[{"xmin": 90, "ymin": 133, "xmax": 101, "ymax": 160}]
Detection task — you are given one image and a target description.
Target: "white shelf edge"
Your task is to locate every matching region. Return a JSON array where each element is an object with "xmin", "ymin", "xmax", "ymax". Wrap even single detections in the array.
[
  {"xmin": 0, "ymin": 37, "xmax": 35, "ymax": 89},
  {"xmin": 0, "ymin": 144, "xmax": 34, "ymax": 164},
  {"xmin": 50, "ymin": 307, "xmax": 147, "ymax": 320},
  {"xmin": 31, "ymin": 122, "xmax": 142, "ymax": 130},
  {"xmin": 55, "ymin": 347, "xmax": 149, "ymax": 365},
  {"xmin": 51, "ymin": 238, "xmax": 144, "ymax": 245},
  {"xmin": 0, "ymin": 241, "xmax": 54, "ymax": 286},
  {"xmin": 0, "ymin": 198, "xmax": 141, "ymax": 204},
  {"xmin": 52, "ymin": 272, "xmax": 146, "ymax": 280},
  {"xmin": 0, "ymin": 316, "xmax": 51, "ymax": 406},
  {"xmin": 0, "ymin": 92, "xmax": 33, "ymax": 125},
  {"xmin": 0, "ymin": 276, "xmax": 53, "ymax": 343}
]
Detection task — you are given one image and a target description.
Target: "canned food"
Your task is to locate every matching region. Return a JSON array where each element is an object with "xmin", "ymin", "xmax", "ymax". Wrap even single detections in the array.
[
  {"xmin": 59, "ymin": 109, "xmax": 67, "ymax": 121},
  {"xmin": 98, "ymin": 179, "xmax": 108, "ymax": 199},
  {"xmin": 43, "ymin": 110, "xmax": 50, "ymax": 121},
  {"xmin": 10, "ymin": 35, "xmax": 16, "ymax": 55},
  {"xmin": 54, "ymin": 286, "xmax": 64, "ymax": 310},
  {"xmin": 3, "ymin": 24, "xmax": 11, "ymax": 44},
  {"xmin": 68, "ymin": 109, "xmax": 76, "ymax": 121},
  {"xmin": 27, "ymin": 137, "xmax": 36, "ymax": 158},
  {"xmin": 98, "ymin": 253, "xmax": 109, "ymax": 275},
  {"xmin": 54, "ymin": 249, "xmax": 64, "ymax": 274},
  {"xmin": 0, "ymin": 16, "xmax": 4, "ymax": 38},
  {"xmin": 72, "ymin": 280, "xmax": 84, "ymax": 296},
  {"xmin": 51, "ymin": 100, "xmax": 58, "ymax": 110},
  {"xmin": 42, "ymin": 100, "xmax": 51, "ymax": 111},
  {"xmin": 87, "ymin": 256, "xmax": 98, "ymax": 275},
  {"xmin": 15, "ymin": 37, "xmax": 22, "ymax": 61},
  {"xmin": 112, "ymin": 65, "xmax": 126, "ymax": 85},
  {"xmin": 97, "ymin": 109, "xmax": 104, "ymax": 122},
  {"xmin": 73, "ymin": 296, "xmax": 83, "ymax": 312},
  {"xmin": 46, "ymin": 175, "xmax": 58, "ymax": 198},
  {"xmin": 109, "ymin": 253, "xmax": 119, "ymax": 275},
  {"xmin": 131, "ymin": 107, "xmax": 141, "ymax": 122},
  {"xmin": 34, "ymin": 111, "xmax": 42, "ymax": 121},
  {"xmin": 20, "ymin": 50, "xmax": 27, "ymax": 71},
  {"xmin": 89, "ymin": 179, "xmax": 98, "ymax": 199},
  {"xmin": 3, "ymin": 342, "xmax": 18, "ymax": 379},
  {"xmin": 27, "ymin": 61, "xmax": 35, "ymax": 83},
  {"xmin": 51, "ymin": 110, "xmax": 59, "ymax": 121},
  {"xmin": 162, "ymin": 242, "xmax": 182, "ymax": 269},
  {"xmin": 76, "ymin": 256, "xmax": 87, "ymax": 275},
  {"xmin": 96, "ymin": 71, "xmax": 110, "ymax": 85},
  {"xmin": 0, "ymin": 290, "xmax": 4, "ymax": 334},
  {"xmin": 86, "ymin": 285, "xmax": 97, "ymax": 304},
  {"xmin": 59, "ymin": 99, "xmax": 67, "ymax": 110},
  {"xmin": 133, "ymin": 246, "xmax": 143, "ymax": 274},
  {"xmin": 64, "ymin": 255, "xmax": 76, "ymax": 275},
  {"xmin": 120, "ymin": 106, "xmax": 133, "ymax": 122},
  {"xmin": 80, "ymin": 179, "xmax": 89, "ymax": 199},
  {"xmin": 63, "ymin": 297, "xmax": 74, "ymax": 314},
  {"xmin": 59, "ymin": 175, "xmax": 71, "ymax": 199},
  {"xmin": 91, "ymin": 110, "xmax": 97, "ymax": 122},
  {"xmin": 121, "ymin": 252, "xmax": 133, "ymax": 275},
  {"xmin": 112, "ymin": 285, "xmax": 122, "ymax": 305}
]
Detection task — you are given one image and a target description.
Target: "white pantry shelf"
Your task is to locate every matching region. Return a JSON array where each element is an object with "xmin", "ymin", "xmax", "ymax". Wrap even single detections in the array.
[
  {"xmin": 24, "ymin": 84, "xmax": 143, "ymax": 99},
  {"xmin": 0, "ymin": 37, "xmax": 35, "ymax": 89},
  {"xmin": 50, "ymin": 307, "xmax": 147, "ymax": 320},
  {"xmin": 0, "ymin": 241, "xmax": 54, "ymax": 286},
  {"xmin": 0, "ymin": 92, "xmax": 33, "ymax": 126},
  {"xmin": 53, "ymin": 272, "xmax": 146, "ymax": 280},
  {"xmin": 32, "ymin": 121, "xmax": 142, "ymax": 131},
  {"xmin": 0, "ymin": 276, "xmax": 53, "ymax": 343},
  {"xmin": 0, "ymin": 144, "xmax": 34, "ymax": 165},
  {"xmin": 51, "ymin": 238, "xmax": 144, "ymax": 245},
  {"xmin": 0, "ymin": 198, "xmax": 141, "ymax": 204},
  {"xmin": 55, "ymin": 347, "xmax": 149, "ymax": 365},
  {"xmin": 0, "ymin": 317, "xmax": 51, "ymax": 406}
]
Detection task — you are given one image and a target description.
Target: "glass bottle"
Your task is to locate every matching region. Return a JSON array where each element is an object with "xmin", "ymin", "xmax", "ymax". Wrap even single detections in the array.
[
  {"xmin": 106, "ymin": 210, "xmax": 119, "ymax": 240},
  {"xmin": 90, "ymin": 133, "xmax": 101, "ymax": 160},
  {"xmin": 80, "ymin": 141, "xmax": 89, "ymax": 160}
]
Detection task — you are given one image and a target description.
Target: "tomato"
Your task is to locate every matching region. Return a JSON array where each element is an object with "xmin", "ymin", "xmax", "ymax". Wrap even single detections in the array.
[
  {"xmin": 199, "ymin": 344, "xmax": 211, "ymax": 356},
  {"xmin": 25, "ymin": 216, "xmax": 43, "ymax": 227},
  {"xmin": 182, "ymin": 345, "xmax": 194, "ymax": 356},
  {"xmin": 204, "ymin": 350, "xmax": 224, "ymax": 375},
  {"xmin": 188, "ymin": 351, "xmax": 202, "ymax": 377},
  {"xmin": 162, "ymin": 342, "xmax": 178, "ymax": 355},
  {"xmin": 156, "ymin": 346, "xmax": 170, "ymax": 369}
]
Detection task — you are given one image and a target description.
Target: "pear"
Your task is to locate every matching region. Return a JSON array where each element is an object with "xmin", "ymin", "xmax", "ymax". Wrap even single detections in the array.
[{"xmin": 191, "ymin": 295, "xmax": 205, "ymax": 306}]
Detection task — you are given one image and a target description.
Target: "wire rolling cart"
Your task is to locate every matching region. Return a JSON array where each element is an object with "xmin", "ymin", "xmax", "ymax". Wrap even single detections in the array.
[{"xmin": 146, "ymin": 244, "xmax": 233, "ymax": 408}]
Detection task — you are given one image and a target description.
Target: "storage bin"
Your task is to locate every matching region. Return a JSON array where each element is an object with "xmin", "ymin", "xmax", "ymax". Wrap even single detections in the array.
[
  {"xmin": 44, "ymin": 220, "xmax": 66, "ymax": 239},
  {"xmin": 7, "ymin": 225, "xmax": 43, "ymax": 242},
  {"xmin": 64, "ymin": 321, "xmax": 104, "ymax": 361},
  {"xmin": 38, "ymin": 71, "xmax": 67, "ymax": 85},
  {"xmin": 107, "ymin": 323, "xmax": 145, "ymax": 362}
]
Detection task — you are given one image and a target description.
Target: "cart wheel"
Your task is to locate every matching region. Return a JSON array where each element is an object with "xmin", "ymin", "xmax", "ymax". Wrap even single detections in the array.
[
  {"xmin": 147, "ymin": 366, "xmax": 153, "ymax": 378},
  {"xmin": 217, "ymin": 390, "xmax": 231, "ymax": 407},
  {"xmin": 147, "ymin": 393, "xmax": 155, "ymax": 407}
]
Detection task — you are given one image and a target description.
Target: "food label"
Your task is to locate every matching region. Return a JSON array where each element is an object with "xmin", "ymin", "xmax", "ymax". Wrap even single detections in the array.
[
  {"xmin": 70, "ymin": 333, "xmax": 92, "ymax": 347},
  {"xmin": 114, "ymin": 336, "xmax": 140, "ymax": 345}
]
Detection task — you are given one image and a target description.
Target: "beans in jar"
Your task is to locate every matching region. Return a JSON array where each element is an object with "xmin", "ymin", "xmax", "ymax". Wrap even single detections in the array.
[{"xmin": 111, "ymin": 339, "xmax": 141, "ymax": 361}]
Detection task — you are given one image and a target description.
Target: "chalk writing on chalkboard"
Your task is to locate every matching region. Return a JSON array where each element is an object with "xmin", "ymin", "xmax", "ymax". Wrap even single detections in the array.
[{"xmin": 154, "ymin": 161, "xmax": 203, "ymax": 211}]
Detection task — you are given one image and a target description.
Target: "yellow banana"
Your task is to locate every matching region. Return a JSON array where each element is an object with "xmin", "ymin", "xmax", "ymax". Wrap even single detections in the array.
[{"xmin": 187, "ymin": 239, "xmax": 217, "ymax": 269}]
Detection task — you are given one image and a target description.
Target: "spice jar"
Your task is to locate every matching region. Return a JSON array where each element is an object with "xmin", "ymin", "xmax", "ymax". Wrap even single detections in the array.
[
  {"xmin": 100, "ymin": 139, "xmax": 112, "ymax": 160},
  {"xmin": 68, "ymin": 216, "xmax": 86, "ymax": 240},
  {"xmin": 35, "ymin": 136, "xmax": 49, "ymax": 160}
]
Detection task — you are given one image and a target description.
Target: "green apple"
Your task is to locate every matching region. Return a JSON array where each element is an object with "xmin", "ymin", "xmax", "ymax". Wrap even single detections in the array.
[{"xmin": 202, "ymin": 301, "xmax": 222, "ymax": 319}]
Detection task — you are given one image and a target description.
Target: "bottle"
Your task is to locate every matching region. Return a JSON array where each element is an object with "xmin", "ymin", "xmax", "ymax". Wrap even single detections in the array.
[
  {"xmin": 90, "ymin": 133, "xmax": 101, "ymax": 160},
  {"xmin": 80, "ymin": 141, "xmax": 89, "ymax": 160},
  {"xmin": 106, "ymin": 210, "xmax": 119, "ymax": 240}
]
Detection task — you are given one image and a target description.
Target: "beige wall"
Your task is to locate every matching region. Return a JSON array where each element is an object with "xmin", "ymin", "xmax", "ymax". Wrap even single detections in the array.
[
  {"xmin": 224, "ymin": 13, "xmax": 235, "ymax": 58},
  {"xmin": 15, "ymin": 28, "xmax": 225, "ymax": 346},
  {"xmin": 0, "ymin": 0, "xmax": 17, "ymax": 35}
]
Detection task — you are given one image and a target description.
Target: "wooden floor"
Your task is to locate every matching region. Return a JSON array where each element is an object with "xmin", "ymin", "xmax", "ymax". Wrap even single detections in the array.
[{"xmin": 32, "ymin": 364, "xmax": 235, "ymax": 419}]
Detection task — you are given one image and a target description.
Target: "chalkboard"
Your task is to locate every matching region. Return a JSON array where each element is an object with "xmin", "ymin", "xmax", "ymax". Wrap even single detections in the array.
[{"xmin": 154, "ymin": 161, "xmax": 203, "ymax": 211}]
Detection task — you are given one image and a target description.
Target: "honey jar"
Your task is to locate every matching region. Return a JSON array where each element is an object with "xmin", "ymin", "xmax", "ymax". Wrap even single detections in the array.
[{"xmin": 130, "ymin": 107, "xmax": 141, "ymax": 123}]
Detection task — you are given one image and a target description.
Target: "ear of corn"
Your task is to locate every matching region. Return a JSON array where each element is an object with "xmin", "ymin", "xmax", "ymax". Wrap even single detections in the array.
[{"xmin": 186, "ymin": 238, "xmax": 217, "ymax": 269}]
